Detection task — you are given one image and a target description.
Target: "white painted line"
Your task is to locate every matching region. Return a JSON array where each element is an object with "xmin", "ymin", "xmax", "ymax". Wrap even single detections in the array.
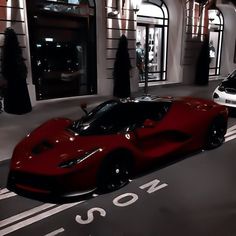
[
  {"xmin": 0, "ymin": 192, "xmax": 17, "ymax": 200},
  {"xmin": 0, "ymin": 188, "xmax": 9, "ymax": 195},
  {"xmin": 227, "ymin": 124, "xmax": 236, "ymax": 132},
  {"xmin": 0, "ymin": 201, "xmax": 83, "ymax": 236},
  {"xmin": 225, "ymin": 134, "xmax": 236, "ymax": 143},
  {"xmin": 225, "ymin": 129, "xmax": 236, "ymax": 137},
  {"xmin": 44, "ymin": 228, "xmax": 65, "ymax": 236},
  {"xmin": 0, "ymin": 203, "xmax": 56, "ymax": 228}
]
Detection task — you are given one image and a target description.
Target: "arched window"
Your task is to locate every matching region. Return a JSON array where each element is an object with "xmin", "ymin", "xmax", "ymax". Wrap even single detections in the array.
[
  {"xmin": 136, "ymin": 0, "xmax": 169, "ymax": 85},
  {"xmin": 208, "ymin": 9, "xmax": 224, "ymax": 76}
]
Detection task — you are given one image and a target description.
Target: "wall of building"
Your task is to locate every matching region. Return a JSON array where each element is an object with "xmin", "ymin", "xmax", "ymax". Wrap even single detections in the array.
[
  {"xmin": 0, "ymin": 0, "xmax": 30, "ymax": 79},
  {"xmin": 100, "ymin": 0, "xmax": 138, "ymax": 96},
  {"xmin": 164, "ymin": 0, "xmax": 184, "ymax": 84},
  {"xmin": 96, "ymin": 0, "xmax": 108, "ymax": 95},
  {"xmin": 102, "ymin": 0, "xmax": 185, "ymax": 97},
  {"xmin": 1, "ymin": 0, "xmax": 235, "ymax": 103},
  {"xmin": 181, "ymin": 0, "xmax": 208, "ymax": 84}
]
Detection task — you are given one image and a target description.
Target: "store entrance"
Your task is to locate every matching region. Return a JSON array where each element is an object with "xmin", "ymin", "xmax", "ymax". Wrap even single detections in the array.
[
  {"xmin": 26, "ymin": 0, "xmax": 97, "ymax": 100},
  {"xmin": 208, "ymin": 9, "xmax": 224, "ymax": 77},
  {"xmin": 136, "ymin": 24, "xmax": 164, "ymax": 83}
]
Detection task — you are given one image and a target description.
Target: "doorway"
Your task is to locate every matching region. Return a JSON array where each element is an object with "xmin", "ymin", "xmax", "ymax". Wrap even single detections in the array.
[
  {"xmin": 208, "ymin": 9, "xmax": 224, "ymax": 76},
  {"xmin": 136, "ymin": 24, "xmax": 164, "ymax": 82},
  {"xmin": 136, "ymin": 0, "xmax": 168, "ymax": 87},
  {"xmin": 25, "ymin": 0, "xmax": 97, "ymax": 100}
]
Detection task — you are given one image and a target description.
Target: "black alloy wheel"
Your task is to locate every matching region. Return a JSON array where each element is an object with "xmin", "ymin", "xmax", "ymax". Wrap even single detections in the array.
[
  {"xmin": 206, "ymin": 117, "xmax": 227, "ymax": 149},
  {"xmin": 98, "ymin": 154, "xmax": 132, "ymax": 193}
]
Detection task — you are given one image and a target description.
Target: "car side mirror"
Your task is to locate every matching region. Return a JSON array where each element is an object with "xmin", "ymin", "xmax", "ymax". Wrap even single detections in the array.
[
  {"xmin": 143, "ymin": 119, "xmax": 155, "ymax": 128},
  {"xmin": 80, "ymin": 103, "xmax": 88, "ymax": 115}
]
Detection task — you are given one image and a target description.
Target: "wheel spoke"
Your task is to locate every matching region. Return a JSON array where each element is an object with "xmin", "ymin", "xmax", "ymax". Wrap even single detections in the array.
[
  {"xmin": 107, "ymin": 161, "xmax": 129, "ymax": 191},
  {"xmin": 208, "ymin": 121, "xmax": 225, "ymax": 148}
]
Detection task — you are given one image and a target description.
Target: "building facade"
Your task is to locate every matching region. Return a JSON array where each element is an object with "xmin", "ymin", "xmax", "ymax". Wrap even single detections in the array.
[{"xmin": 0, "ymin": 0, "xmax": 236, "ymax": 104}]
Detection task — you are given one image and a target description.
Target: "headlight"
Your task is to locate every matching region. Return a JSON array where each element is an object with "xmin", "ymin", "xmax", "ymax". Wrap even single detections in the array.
[
  {"xmin": 59, "ymin": 148, "xmax": 103, "ymax": 168},
  {"xmin": 218, "ymin": 85, "xmax": 225, "ymax": 92}
]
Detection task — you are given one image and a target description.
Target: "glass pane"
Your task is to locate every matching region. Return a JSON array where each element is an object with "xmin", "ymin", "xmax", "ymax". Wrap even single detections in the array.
[
  {"xmin": 209, "ymin": 31, "xmax": 219, "ymax": 70},
  {"xmin": 35, "ymin": 41, "xmax": 87, "ymax": 99},
  {"xmin": 137, "ymin": 1, "xmax": 168, "ymax": 83},
  {"xmin": 162, "ymin": 4, "xmax": 168, "ymax": 19},
  {"xmin": 209, "ymin": 68, "xmax": 215, "ymax": 76},
  {"xmin": 26, "ymin": 0, "xmax": 96, "ymax": 100},
  {"xmin": 39, "ymin": 0, "xmax": 90, "ymax": 16},
  {"xmin": 137, "ymin": 16, "xmax": 164, "ymax": 25},
  {"xmin": 136, "ymin": 26, "xmax": 146, "ymax": 82},
  {"xmin": 138, "ymin": 3, "xmax": 163, "ymax": 18},
  {"xmin": 208, "ymin": 9, "xmax": 223, "ymax": 77},
  {"xmin": 148, "ymin": 26, "xmax": 162, "ymax": 81},
  {"xmin": 208, "ymin": 9, "xmax": 220, "ymax": 25},
  {"xmin": 136, "ymin": 25, "xmax": 163, "ymax": 82}
]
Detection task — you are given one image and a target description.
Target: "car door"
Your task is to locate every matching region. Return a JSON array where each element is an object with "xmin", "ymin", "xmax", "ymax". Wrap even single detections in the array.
[{"xmin": 134, "ymin": 102, "xmax": 190, "ymax": 160}]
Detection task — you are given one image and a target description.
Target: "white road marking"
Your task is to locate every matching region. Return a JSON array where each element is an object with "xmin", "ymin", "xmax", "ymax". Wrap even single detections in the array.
[
  {"xmin": 0, "ymin": 192, "xmax": 17, "ymax": 200},
  {"xmin": 224, "ymin": 125, "xmax": 236, "ymax": 142},
  {"xmin": 225, "ymin": 129, "xmax": 236, "ymax": 137},
  {"xmin": 226, "ymin": 124, "xmax": 236, "ymax": 132},
  {"xmin": 225, "ymin": 134, "xmax": 236, "ymax": 143},
  {"xmin": 0, "ymin": 203, "xmax": 56, "ymax": 228},
  {"xmin": 0, "ymin": 201, "xmax": 83, "ymax": 236},
  {"xmin": 0, "ymin": 188, "xmax": 9, "ymax": 195},
  {"xmin": 44, "ymin": 228, "xmax": 65, "ymax": 236}
]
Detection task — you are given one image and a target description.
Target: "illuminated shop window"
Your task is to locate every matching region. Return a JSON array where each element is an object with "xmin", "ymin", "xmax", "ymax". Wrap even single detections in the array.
[
  {"xmin": 208, "ymin": 9, "xmax": 224, "ymax": 76},
  {"xmin": 136, "ymin": 0, "xmax": 168, "ymax": 83},
  {"xmin": 26, "ymin": 0, "xmax": 97, "ymax": 100},
  {"xmin": 39, "ymin": 0, "xmax": 93, "ymax": 16}
]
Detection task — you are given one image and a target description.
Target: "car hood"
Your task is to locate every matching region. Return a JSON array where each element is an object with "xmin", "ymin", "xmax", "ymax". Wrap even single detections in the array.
[
  {"xmin": 10, "ymin": 118, "xmax": 107, "ymax": 173},
  {"xmin": 221, "ymin": 78, "xmax": 236, "ymax": 88}
]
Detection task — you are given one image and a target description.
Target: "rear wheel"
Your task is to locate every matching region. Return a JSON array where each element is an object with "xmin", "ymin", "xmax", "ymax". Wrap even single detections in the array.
[
  {"xmin": 97, "ymin": 152, "xmax": 132, "ymax": 193},
  {"xmin": 206, "ymin": 117, "xmax": 227, "ymax": 149}
]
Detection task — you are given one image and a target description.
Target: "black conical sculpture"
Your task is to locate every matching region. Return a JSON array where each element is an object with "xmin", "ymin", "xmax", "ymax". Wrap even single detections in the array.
[
  {"xmin": 113, "ymin": 34, "xmax": 132, "ymax": 99},
  {"xmin": 1, "ymin": 27, "xmax": 32, "ymax": 114}
]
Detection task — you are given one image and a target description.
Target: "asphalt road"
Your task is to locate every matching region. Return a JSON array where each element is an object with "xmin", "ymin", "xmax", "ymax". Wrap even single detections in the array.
[{"xmin": 1, "ymin": 117, "xmax": 236, "ymax": 236}]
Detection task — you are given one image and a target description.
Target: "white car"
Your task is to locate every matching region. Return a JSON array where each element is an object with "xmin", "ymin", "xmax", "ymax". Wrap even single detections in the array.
[{"xmin": 213, "ymin": 69, "xmax": 236, "ymax": 108}]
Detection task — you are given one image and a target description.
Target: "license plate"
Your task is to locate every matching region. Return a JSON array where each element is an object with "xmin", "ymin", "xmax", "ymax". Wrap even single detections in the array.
[{"xmin": 225, "ymin": 99, "xmax": 236, "ymax": 104}]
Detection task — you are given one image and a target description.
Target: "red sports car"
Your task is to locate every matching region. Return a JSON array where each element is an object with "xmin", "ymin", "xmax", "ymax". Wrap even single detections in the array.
[{"xmin": 7, "ymin": 96, "xmax": 228, "ymax": 201}]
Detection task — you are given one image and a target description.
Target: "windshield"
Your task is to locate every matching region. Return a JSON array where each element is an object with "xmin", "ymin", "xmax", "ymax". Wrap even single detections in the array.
[
  {"xmin": 227, "ymin": 70, "xmax": 236, "ymax": 80},
  {"xmin": 69, "ymin": 100, "xmax": 120, "ymax": 135},
  {"xmin": 68, "ymin": 100, "xmax": 172, "ymax": 136}
]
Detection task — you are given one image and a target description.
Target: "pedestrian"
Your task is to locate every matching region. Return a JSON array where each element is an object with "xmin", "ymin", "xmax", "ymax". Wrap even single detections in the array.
[{"xmin": 136, "ymin": 42, "xmax": 144, "ymax": 81}]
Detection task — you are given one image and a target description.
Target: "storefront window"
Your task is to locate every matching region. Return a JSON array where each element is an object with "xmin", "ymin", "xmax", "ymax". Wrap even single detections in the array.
[
  {"xmin": 26, "ymin": 0, "xmax": 96, "ymax": 100},
  {"xmin": 39, "ymin": 0, "xmax": 92, "ymax": 16},
  {"xmin": 136, "ymin": 0, "xmax": 168, "ymax": 84},
  {"xmin": 208, "ymin": 9, "xmax": 223, "ymax": 76}
]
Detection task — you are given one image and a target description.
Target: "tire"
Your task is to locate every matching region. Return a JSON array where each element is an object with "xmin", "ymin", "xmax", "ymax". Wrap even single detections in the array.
[
  {"xmin": 205, "ymin": 117, "xmax": 227, "ymax": 149},
  {"xmin": 97, "ymin": 152, "xmax": 132, "ymax": 193}
]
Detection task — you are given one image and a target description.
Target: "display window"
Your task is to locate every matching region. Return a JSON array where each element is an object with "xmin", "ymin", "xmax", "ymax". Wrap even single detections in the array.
[
  {"xmin": 26, "ymin": 0, "xmax": 96, "ymax": 100},
  {"xmin": 136, "ymin": 0, "xmax": 168, "ymax": 84},
  {"xmin": 208, "ymin": 9, "xmax": 224, "ymax": 76}
]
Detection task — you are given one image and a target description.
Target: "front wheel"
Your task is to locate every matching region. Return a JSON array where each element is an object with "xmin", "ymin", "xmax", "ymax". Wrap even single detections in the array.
[
  {"xmin": 205, "ymin": 117, "xmax": 227, "ymax": 149},
  {"xmin": 97, "ymin": 153, "xmax": 132, "ymax": 193}
]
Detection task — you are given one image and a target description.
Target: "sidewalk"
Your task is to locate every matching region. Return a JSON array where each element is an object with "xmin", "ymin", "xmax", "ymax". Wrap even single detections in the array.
[{"xmin": 0, "ymin": 80, "xmax": 222, "ymax": 162}]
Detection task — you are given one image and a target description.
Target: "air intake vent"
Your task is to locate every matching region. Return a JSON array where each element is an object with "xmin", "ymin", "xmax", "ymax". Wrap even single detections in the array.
[
  {"xmin": 32, "ymin": 140, "xmax": 53, "ymax": 155},
  {"xmin": 225, "ymin": 88, "xmax": 236, "ymax": 94}
]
